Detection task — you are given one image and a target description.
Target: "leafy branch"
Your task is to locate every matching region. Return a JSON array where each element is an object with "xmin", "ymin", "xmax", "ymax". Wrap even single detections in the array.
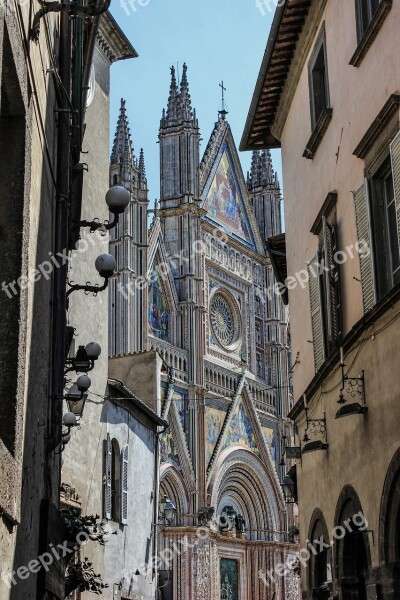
[{"xmin": 65, "ymin": 558, "xmax": 109, "ymax": 597}]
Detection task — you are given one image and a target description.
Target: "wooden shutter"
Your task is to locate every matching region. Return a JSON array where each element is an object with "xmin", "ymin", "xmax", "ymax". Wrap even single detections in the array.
[
  {"xmin": 121, "ymin": 445, "xmax": 129, "ymax": 525},
  {"xmin": 390, "ymin": 130, "xmax": 400, "ymax": 252},
  {"xmin": 308, "ymin": 253, "xmax": 325, "ymax": 372},
  {"xmin": 322, "ymin": 217, "xmax": 341, "ymax": 343},
  {"xmin": 354, "ymin": 180, "xmax": 376, "ymax": 312},
  {"xmin": 104, "ymin": 434, "xmax": 112, "ymax": 520}
]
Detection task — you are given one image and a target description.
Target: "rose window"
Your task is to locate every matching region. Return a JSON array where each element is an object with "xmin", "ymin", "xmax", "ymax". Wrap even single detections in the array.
[{"xmin": 210, "ymin": 292, "xmax": 241, "ymax": 349}]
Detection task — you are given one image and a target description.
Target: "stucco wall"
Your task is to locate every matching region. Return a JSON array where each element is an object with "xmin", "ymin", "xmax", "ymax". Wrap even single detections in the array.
[
  {"xmin": 280, "ymin": 0, "xmax": 400, "ymax": 398},
  {"xmin": 60, "ymin": 41, "xmax": 112, "ymax": 598}
]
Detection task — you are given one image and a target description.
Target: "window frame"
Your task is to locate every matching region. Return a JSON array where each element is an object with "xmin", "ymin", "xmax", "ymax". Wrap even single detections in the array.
[
  {"xmin": 308, "ymin": 24, "xmax": 331, "ymax": 132},
  {"xmin": 355, "ymin": 0, "xmax": 382, "ymax": 42},
  {"xmin": 350, "ymin": 0, "xmax": 392, "ymax": 67},
  {"xmin": 368, "ymin": 155, "xmax": 400, "ymax": 299}
]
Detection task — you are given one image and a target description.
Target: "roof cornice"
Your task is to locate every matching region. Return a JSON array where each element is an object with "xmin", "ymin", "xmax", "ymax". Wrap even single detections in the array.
[
  {"xmin": 97, "ymin": 11, "xmax": 138, "ymax": 63},
  {"xmin": 240, "ymin": 0, "xmax": 329, "ymax": 151}
]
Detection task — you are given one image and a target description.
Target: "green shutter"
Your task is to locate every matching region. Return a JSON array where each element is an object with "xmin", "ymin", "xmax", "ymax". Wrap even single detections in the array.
[
  {"xmin": 308, "ymin": 253, "xmax": 325, "ymax": 372},
  {"xmin": 354, "ymin": 181, "xmax": 375, "ymax": 312},
  {"xmin": 390, "ymin": 130, "xmax": 400, "ymax": 253}
]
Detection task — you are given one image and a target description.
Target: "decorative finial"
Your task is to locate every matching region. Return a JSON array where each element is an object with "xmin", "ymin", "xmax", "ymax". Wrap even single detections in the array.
[{"xmin": 218, "ymin": 80, "xmax": 228, "ymax": 120}]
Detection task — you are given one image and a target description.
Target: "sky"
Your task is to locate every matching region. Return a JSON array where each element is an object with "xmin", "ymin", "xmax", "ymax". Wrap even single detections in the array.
[{"xmin": 109, "ymin": 0, "xmax": 282, "ymax": 206}]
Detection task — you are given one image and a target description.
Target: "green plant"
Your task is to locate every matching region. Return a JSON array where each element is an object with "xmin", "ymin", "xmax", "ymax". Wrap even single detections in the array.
[
  {"xmin": 65, "ymin": 559, "xmax": 109, "ymax": 597},
  {"xmin": 61, "ymin": 508, "xmax": 107, "ymax": 545}
]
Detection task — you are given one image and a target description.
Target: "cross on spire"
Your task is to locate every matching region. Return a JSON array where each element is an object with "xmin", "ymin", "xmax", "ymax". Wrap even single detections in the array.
[{"xmin": 219, "ymin": 80, "xmax": 228, "ymax": 120}]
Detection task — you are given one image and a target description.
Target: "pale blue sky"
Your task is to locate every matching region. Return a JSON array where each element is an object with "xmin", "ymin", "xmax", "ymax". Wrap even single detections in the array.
[{"xmin": 109, "ymin": 0, "xmax": 282, "ymax": 205}]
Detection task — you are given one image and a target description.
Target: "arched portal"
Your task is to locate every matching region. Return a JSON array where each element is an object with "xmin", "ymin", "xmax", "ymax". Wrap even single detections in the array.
[
  {"xmin": 334, "ymin": 485, "xmax": 371, "ymax": 600},
  {"xmin": 379, "ymin": 448, "xmax": 400, "ymax": 598},
  {"xmin": 308, "ymin": 508, "xmax": 332, "ymax": 600},
  {"xmin": 209, "ymin": 447, "xmax": 284, "ymax": 541}
]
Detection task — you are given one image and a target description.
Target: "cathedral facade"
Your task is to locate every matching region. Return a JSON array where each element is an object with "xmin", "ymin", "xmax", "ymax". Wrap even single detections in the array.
[{"xmin": 108, "ymin": 65, "xmax": 298, "ymax": 600}]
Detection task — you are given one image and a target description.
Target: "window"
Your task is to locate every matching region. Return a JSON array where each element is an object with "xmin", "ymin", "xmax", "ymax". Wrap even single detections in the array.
[
  {"xmin": 356, "ymin": 0, "xmax": 382, "ymax": 40},
  {"xmin": 104, "ymin": 435, "xmax": 129, "ymax": 523},
  {"xmin": 354, "ymin": 131, "xmax": 400, "ymax": 310},
  {"xmin": 308, "ymin": 26, "xmax": 330, "ymax": 130},
  {"xmin": 308, "ymin": 200, "xmax": 342, "ymax": 372}
]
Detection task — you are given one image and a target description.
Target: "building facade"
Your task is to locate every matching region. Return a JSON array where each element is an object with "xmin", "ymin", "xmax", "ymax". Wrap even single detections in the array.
[
  {"xmin": 109, "ymin": 65, "xmax": 298, "ymax": 599},
  {"xmin": 242, "ymin": 0, "xmax": 400, "ymax": 598}
]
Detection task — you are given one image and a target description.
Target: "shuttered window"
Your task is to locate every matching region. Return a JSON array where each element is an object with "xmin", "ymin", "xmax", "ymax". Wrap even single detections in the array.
[
  {"xmin": 390, "ymin": 131, "xmax": 400, "ymax": 283},
  {"xmin": 354, "ymin": 130, "xmax": 400, "ymax": 308},
  {"xmin": 308, "ymin": 217, "xmax": 342, "ymax": 372},
  {"xmin": 322, "ymin": 217, "xmax": 342, "ymax": 343},
  {"xmin": 121, "ymin": 445, "xmax": 129, "ymax": 525},
  {"xmin": 308, "ymin": 253, "xmax": 325, "ymax": 372},
  {"xmin": 104, "ymin": 434, "xmax": 112, "ymax": 520},
  {"xmin": 354, "ymin": 181, "xmax": 376, "ymax": 312}
]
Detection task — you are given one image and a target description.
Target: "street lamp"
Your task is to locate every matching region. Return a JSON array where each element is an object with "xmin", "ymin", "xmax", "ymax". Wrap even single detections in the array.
[
  {"xmin": 65, "ymin": 342, "xmax": 101, "ymax": 374},
  {"xmin": 282, "ymin": 474, "xmax": 296, "ymax": 504},
  {"xmin": 65, "ymin": 383, "xmax": 89, "ymax": 418},
  {"xmin": 159, "ymin": 495, "xmax": 176, "ymax": 524},
  {"xmin": 66, "ymin": 253, "xmax": 116, "ymax": 300},
  {"xmin": 79, "ymin": 185, "xmax": 130, "ymax": 231}
]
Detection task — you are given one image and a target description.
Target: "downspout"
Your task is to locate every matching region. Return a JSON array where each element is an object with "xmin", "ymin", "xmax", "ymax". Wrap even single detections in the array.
[
  {"xmin": 47, "ymin": 0, "xmax": 71, "ymax": 453},
  {"xmin": 153, "ymin": 372, "xmax": 175, "ymax": 587}
]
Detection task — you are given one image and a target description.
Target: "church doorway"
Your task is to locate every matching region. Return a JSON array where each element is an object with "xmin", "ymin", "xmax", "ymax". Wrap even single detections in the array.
[
  {"xmin": 379, "ymin": 448, "xmax": 400, "ymax": 599},
  {"xmin": 220, "ymin": 558, "xmax": 239, "ymax": 600}
]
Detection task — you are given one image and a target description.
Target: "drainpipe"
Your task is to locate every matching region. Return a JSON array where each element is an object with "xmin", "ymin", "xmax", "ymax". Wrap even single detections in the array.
[
  {"xmin": 153, "ymin": 373, "xmax": 174, "ymax": 585},
  {"xmin": 47, "ymin": 0, "xmax": 71, "ymax": 453}
]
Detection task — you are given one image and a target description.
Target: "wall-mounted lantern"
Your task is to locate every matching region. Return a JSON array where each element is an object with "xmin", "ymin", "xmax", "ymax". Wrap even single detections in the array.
[{"xmin": 65, "ymin": 342, "xmax": 101, "ymax": 374}]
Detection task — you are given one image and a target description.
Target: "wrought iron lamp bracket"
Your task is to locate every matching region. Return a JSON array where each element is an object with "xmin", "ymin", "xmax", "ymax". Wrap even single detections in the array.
[
  {"xmin": 303, "ymin": 409, "xmax": 328, "ymax": 443},
  {"xmin": 339, "ymin": 364, "xmax": 365, "ymax": 405}
]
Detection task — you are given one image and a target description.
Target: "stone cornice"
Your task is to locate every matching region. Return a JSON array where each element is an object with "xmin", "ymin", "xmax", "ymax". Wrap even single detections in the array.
[
  {"xmin": 353, "ymin": 93, "xmax": 400, "ymax": 159},
  {"xmin": 157, "ymin": 204, "xmax": 206, "ymax": 218},
  {"xmin": 97, "ymin": 11, "xmax": 137, "ymax": 64},
  {"xmin": 302, "ymin": 108, "xmax": 333, "ymax": 160}
]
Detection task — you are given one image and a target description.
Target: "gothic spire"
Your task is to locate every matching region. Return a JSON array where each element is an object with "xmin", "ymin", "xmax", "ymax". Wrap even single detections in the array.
[
  {"xmin": 248, "ymin": 149, "xmax": 277, "ymax": 189},
  {"xmin": 165, "ymin": 65, "xmax": 180, "ymax": 124},
  {"xmin": 180, "ymin": 63, "xmax": 192, "ymax": 121},
  {"xmin": 111, "ymin": 98, "xmax": 135, "ymax": 167},
  {"xmin": 138, "ymin": 147, "xmax": 147, "ymax": 188},
  {"xmin": 260, "ymin": 149, "xmax": 275, "ymax": 185}
]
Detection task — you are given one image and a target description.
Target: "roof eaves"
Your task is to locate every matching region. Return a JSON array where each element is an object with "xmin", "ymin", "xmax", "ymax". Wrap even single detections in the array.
[
  {"xmin": 240, "ymin": 0, "xmax": 312, "ymax": 152},
  {"xmin": 108, "ymin": 379, "xmax": 168, "ymax": 428}
]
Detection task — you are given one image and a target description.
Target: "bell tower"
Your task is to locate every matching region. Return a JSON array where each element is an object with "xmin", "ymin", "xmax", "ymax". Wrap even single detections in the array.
[{"xmin": 109, "ymin": 99, "xmax": 149, "ymax": 356}]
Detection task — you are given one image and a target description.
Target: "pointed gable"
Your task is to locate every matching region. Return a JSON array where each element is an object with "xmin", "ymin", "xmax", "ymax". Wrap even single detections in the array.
[
  {"xmin": 225, "ymin": 398, "xmax": 260, "ymax": 455},
  {"xmin": 200, "ymin": 120, "xmax": 265, "ymax": 253},
  {"xmin": 147, "ymin": 218, "xmax": 179, "ymax": 344}
]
